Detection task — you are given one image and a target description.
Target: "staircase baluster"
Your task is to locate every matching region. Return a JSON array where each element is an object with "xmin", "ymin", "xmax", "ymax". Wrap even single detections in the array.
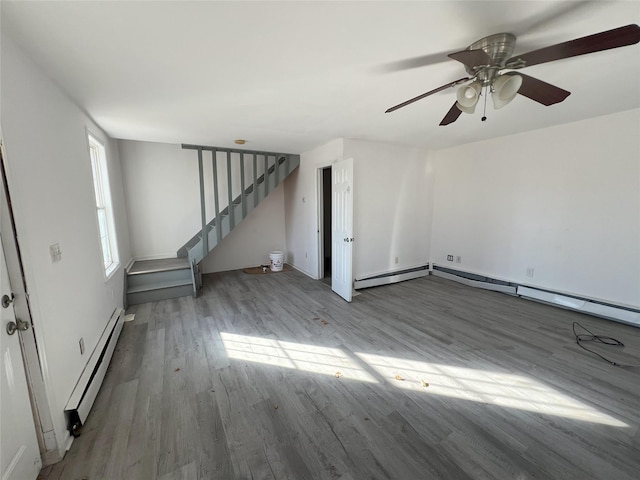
[
  {"xmin": 264, "ymin": 154, "xmax": 269, "ymax": 196},
  {"xmin": 252, "ymin": 154, "xmax": 258, "ymax": 208},
  {"xmin": 227, "ymin": 151, "xmax": 234, "ymax": 231},
  {"xmin": 240, "ymin": 152, "xmax": 246, "ymax": 218},
  {"xmin": 212, "ymin": 150, "xmax": 221, "ymax": 245},
  {"xmin": 197, "ymin": 147, "xmax": 208, "ymax": 259}
]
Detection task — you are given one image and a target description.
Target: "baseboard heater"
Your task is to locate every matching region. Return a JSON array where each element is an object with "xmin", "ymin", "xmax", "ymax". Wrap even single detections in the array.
[
  {"xmin": 432, "ymin": 265, "xmax": 517, "ymax": 295},
  {"xmin": 64, "ymin": 307, "xmax": 125, "ymax": 437},
  {"xmin": 517, "ymin": 286, "xmax": 640, "ymax": 327},
  {"xmin": 354, "ymin": 264, "xmax": 429, "ymax": 290},
  {"xmin": 431, "ymin": 265, "xmax": 639, "ymax": 327}
]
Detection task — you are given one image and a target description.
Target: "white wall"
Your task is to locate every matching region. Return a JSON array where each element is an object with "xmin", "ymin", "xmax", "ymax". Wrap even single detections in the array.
[
  {"xmin": 119, "ymin": 141, "xmax": 200, "ymax": 259},
  {"xmin": 284, "ymin": 138, "xmax": 344, "ymax": 278},
  {"xmin": 284, "ymin": 138, "xmax": 433, "ymax": 281},
  {"xmin": 431, "ymin": 109, "xmax": 640, "ymax": 309},
  {"xmin": 120, "ymin": 139, "xmax": 286, "ymax": 272},
  {"xmin": 343, "ymin": 139, "xmax": 432, "ymax": 280},
  {"xmin": 1, "ymin": 34, "xmax": 131, "ymax": 456}
]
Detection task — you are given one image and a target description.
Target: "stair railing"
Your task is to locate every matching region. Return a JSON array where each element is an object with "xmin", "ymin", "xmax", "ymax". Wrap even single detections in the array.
[{"xmin": 181, "ymin": 144, "xmax": 298, "ymax": 262}]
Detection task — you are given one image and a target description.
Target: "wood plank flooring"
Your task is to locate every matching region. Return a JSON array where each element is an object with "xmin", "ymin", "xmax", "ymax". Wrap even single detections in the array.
[{"xmin": 41, "ymin": 269, "xmax": 640, "ymax": 479}]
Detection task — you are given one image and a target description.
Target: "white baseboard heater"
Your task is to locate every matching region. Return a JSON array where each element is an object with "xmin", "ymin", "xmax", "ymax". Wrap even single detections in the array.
[
  {"xmin": 432, "ymin": 266, "xmax": 517, "ymax": 295},
  {"xmin": 64, "ymin": 307, "xmax": 125, "ymax": 437},
  {"xmin": 517, "ymin": 286, "xmax": 640, "ymax": 327},
  {"xmin": 431, "ymin": 265, "xmax": 639, "ymax": 327},
  {"xmin": 354, "ymin": 264, "xmax": 429, "ymax": 290}
]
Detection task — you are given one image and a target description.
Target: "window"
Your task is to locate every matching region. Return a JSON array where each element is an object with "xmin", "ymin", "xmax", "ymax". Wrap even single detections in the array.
[{"xmin": 88, "ymin": 132, "xmax": 119, "ymax": 278}]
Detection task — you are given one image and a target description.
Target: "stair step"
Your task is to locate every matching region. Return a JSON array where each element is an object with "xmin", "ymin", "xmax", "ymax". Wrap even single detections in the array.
[
  {"xmin": 128, "ymin": 258, "xmax": 190, "ymax": 275},
  {"xmin": 127, "ymin": 267, "xmax": 191, "ymax": 288},
  {"xmin": 126, "ymin": 258, "xmax": 194, "ymax": 305},
  {"xmin": 127, "ymin": 278, "xmax": 192, "ymax": 294},
  {"xmin": 127, "ymin": 283, "xmax": 194, "ymax": 306}
]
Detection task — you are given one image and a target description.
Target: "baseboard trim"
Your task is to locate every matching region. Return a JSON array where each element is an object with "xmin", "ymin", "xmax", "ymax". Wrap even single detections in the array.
[
  {"xmin": 41, "ymin": 446, "xmax": 63, "ymax": 467},
  {"xmin": 289, "ymin": 263, "xmax": 317, "ymax": 280}
]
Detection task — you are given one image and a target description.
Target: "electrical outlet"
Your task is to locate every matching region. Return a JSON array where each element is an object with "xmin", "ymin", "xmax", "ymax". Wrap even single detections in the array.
[
  {"xmin": 526, "ymin": 267, "xmax": 535, "ymax": 278},
  {"xmin": 456, "ymin": 256, "xmax": 462, "ymax": 263},
  {"xmin": 447, "ymin": 255, "xmax": 454, "ymax": 261},
  {"xmin": 395, "ymin": 256, "xmax": 399, "ymax": 264},
  {"xmin": 79, "ymin": 338, "xmax": 85, "ymax": 355}
]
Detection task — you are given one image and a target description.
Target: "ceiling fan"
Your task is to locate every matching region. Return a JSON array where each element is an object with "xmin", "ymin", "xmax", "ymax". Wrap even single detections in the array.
[{"xmin": 385, "ymin": 24, "xmax": 640, "ymax": 126}]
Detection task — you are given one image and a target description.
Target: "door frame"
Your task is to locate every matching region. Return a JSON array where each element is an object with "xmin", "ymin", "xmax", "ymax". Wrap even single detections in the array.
[
  {"xmin": 316, "ymin": 165, "xmax": 331, "ymax": 280},
  {"xmin": 1, "ymin": 137, "xmax": 60, "ymax": 465},
  {"xmin": 316, "ymin": 163, "xmax": 330, "ymax": 280}
]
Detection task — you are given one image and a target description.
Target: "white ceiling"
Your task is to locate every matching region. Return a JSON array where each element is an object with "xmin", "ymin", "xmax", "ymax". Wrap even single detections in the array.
[{"xmin": 2, "ymin": 1, "xmax": 639, "ymax": 154}]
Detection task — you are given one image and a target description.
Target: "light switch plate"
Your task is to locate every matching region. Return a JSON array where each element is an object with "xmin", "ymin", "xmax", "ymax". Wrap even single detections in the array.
[{"xmin": 50, "ymin": 243, "xmax": 62, "ymax": 262}]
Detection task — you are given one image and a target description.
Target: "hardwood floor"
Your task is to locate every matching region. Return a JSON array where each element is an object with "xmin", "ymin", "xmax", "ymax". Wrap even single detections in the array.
[{"xmin": 41, "ymin": 269, "xmax": 640, "ymax": 479}]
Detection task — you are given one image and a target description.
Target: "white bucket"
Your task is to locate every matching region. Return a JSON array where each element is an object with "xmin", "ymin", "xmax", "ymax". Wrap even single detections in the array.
[{"xmin": 269, "ymin": 251, "xmax": 284, "ymax": 272}]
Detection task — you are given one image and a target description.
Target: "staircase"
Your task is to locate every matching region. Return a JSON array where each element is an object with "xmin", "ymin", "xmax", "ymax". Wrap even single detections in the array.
[
  {"xmin": 125, "ymin": 258, "xmax": 195, "ymax": 306},
  {"xmin": 125, "ymin": 145, "xmax": 300, "ymax": 306}
]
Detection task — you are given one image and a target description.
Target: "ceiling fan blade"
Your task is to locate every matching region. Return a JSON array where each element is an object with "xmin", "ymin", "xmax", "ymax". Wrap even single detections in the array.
[
  {"xmin": 448, "ymin": 49, "xmax": 492, "ymax": 69},
  {"xmin": 507, "ymin": 73, "xmax": 570, "ymax": 106},
  {"xmin": 508, "ymin": 1, "xmax": 593, "ymax": 37},
  {"xmin": 506, "ymin": 24, "xmax": 640, "ymax": 69},
  {"xmin": 439, "ymin": 103, "xmax": 462, "ymax": 126},
  {"xmin": 376, "ymin": 52, "xmax": 450, "ymax": 73},
  {"xmin": 385, "ymin": 77, "xmax": 470, "ymax": 113}
]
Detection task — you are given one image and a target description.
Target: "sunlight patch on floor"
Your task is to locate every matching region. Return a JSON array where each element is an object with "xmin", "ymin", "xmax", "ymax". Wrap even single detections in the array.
[
  {"xmin": 219, "ymin": 332, "xmax": 626, "ymax": 427},
  {"xmin": 355, "ymin": 352, "xmax": 627, "ymax": 427},
  {"xmin": 220, "ymin": 332, "xmax": 377, "ymax": 383}
]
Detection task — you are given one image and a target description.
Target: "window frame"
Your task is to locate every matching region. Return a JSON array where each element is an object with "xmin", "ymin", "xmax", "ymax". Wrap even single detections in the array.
[{"xmin": 87, "ymin": 129, "xmax": 120, "ymax": 280}]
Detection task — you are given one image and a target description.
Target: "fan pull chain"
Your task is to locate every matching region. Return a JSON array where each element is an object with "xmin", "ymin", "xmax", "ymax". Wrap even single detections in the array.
[{"xmin": 481, "ymin": 85, "xmax": 488, "ymax": 122}]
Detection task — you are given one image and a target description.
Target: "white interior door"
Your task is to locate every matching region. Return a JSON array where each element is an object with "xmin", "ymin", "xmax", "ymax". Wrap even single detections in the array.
[
  {"xmin": 1, "ymin": 235, "xmax": 41, "ymax": 480},
  {"xmin": 331, "ymin": 157, "xmax": 354, "ymax": 302}
]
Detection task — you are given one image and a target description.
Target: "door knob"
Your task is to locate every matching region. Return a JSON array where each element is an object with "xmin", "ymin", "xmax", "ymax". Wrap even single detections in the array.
[
  {"xmin": 1, "ymin": 293, "xmax": 14, "ymax": 309},
  {"xmin": 6, "ymin": 319, "xmax": 29, "ymax": 335}
]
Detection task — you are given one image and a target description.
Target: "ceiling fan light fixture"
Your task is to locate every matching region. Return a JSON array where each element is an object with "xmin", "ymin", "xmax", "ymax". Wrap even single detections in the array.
[
  {"xmin": 492, "ymin": 74, "xmax": 523, "ymax": 109},
  {"xmin": 385, "ymin": 24, "xmax": 640, "ymax": 126},
  {"xmin": 455, "ymin": 101, "xmax": 476, "ymax": 114},
  {"xmin": 456, "ymin": 81, "xmax": 482, "ymax": 113}
]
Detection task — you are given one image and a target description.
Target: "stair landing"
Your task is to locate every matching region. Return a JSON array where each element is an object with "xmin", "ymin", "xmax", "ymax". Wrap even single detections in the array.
[{"xmin": 128, "ymin": 257, "xmax": 190, "ymax": 275}]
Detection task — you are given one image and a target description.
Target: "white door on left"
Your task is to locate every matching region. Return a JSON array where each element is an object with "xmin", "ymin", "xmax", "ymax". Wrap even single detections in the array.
[
  {"xmin": 331, "ymin": 157, "xmax": 354, "ymax": 302},
  {"xmin": 1, "ymin": 235, "xmax": 41, "ymax": 480}
]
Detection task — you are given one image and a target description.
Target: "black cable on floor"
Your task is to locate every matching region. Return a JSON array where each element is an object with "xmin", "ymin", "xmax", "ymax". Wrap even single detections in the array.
[{"xmin": 573, "ymin": 322, "xmax": 640, "ymax": 368}]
